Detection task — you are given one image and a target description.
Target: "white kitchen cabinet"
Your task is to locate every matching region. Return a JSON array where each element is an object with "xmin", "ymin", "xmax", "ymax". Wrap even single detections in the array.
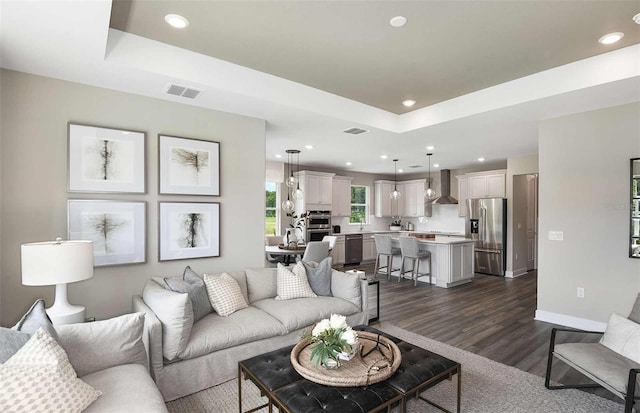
[
  {"xmin": 362, "ymin": 237, "xmax": 376, "ymax": 261},
  {"xmin": 332, "ymin": 176, "xmax": 353, "ymax": 217},
  {"xmin": 331, "ymin": 236, "xmax": 345, "ymax": 265},
  {"xmin": 400, "ymin": 179, "xmax": 426, "ymax": 217},
  {"xmin": 374, "ymin": 180, "xmax": 401, "ymax": 217},
  {"xmin": 467, "ymin": 170, "xmax": 506, "ymax": 198},
  {"xmin": 294, "ymin": 170, "xmax": 335, "ymax": 213},
  {"xmin": 457, "ymin": 176, "xmax": 468, "ymax": 216}
]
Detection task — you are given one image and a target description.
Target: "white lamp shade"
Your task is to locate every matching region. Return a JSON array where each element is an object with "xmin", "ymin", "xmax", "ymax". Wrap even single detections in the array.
[{"xmin": 21, "ymin": 240, "xmax": 94, "ymax": 286}]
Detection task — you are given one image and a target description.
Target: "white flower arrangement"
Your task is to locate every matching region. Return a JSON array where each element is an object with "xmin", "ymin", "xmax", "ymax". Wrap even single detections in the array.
[{"xmin": 305, "ymin": 314, "xmax": 358, "ymax": 367}]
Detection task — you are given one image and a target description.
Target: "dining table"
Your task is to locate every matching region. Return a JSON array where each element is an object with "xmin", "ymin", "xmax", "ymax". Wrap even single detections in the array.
[{"xmin": 265, "ymin": 245, "xmax": 306, "ymax": 264}]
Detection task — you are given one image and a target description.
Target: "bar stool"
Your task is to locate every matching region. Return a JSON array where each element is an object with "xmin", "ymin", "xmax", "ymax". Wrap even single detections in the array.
[
  {"xmin": 373, "ymin": 235, "xmax": 401, "ymax": 280},
  {"xmin": 398, "ymin": 236, "xmax": 432, "ymax": 286}
]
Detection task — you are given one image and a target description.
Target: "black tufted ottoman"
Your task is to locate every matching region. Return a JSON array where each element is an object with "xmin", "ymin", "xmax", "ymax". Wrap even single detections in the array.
[{"xmin": 238, "ymin": 327, "xmax": 460, "ymax": 413}]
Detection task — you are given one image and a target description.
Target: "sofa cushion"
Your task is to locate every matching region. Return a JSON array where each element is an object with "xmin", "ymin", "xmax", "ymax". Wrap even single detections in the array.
[
  {"xmin": 203, "ymin": 273, "xmax": 249, "ymax": 317},
  {"xmin": 330, "ymin": 270, "xmax": 361, "ymax": 309},
  {"xmin": 56, "ymin": 313, "xmax": 148, "ymax": 377},
  {"xmin": 629, "ymin": 293, "xmax": 640, "ymax": 324},
  {"xmin": 0, "ymin": 327, "xmax": 30, "ymax": 363},
  {"xmin": 177, "ymin": 307, "xmax": 287, "ymax": 360},
  {"xmin": 1, "ymin": 329, "xmax": 102, "ymax": 413},
  {"xmin": 245, "ymin": 267, "xmax": 277, "ymax": 303},
  {"xmin": 142, "ymin": 279, "xmax": 193, "ymax": 362},
  {"xmin": 555, "ymin": 342, "xmax": 640, "ymax": 396},
  {"xmin": 252, "ymin": 296, "xmax": 360, "ymax": 332},
  {"xmin": 12, "ymin": 299, "xmax": 58, "ymax": 341},
  {"xmin": 599, "ymin": 312, "xmax": 640, "ymax": 363},
  {"xmin": 302, "ymin": 257, "xmax": 333, "ymax": 296},
  {"xmin": 164, "ymin": 266, "xmax": 213, "ymax": 323},
  {"xmin": 81, "ymin": 364, "xmax": 168, "ymax": 413},
  {"xmin": 276, "ymin": 262, "xmax": 317, "ymax": 300}
]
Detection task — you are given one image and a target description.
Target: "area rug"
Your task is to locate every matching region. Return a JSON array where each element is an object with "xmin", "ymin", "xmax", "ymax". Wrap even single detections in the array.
[{"xmin": 166, "ymin": 323, "xmax": 623, "ymax": 413}]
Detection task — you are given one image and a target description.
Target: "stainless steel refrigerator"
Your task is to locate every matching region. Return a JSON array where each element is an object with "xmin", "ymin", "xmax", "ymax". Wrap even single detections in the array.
[{"xmin": 466, "ymin": 198, "xmax": 507, "ymax": 276}]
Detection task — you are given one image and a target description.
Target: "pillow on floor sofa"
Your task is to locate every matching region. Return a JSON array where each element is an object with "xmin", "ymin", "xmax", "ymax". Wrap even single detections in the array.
[
  {"xmin": 276, "ymin": 262, "xmax": 317, "ymax": 300},
  {"xmin": 331, "ymin": 270, "xmax": 361, "ymax": 309},
  {"xmin": 164, "ymin": 266, "xmax": 213, "ymax": 322},
  {"xmin": 143, "ymin": 279, "xmax": 193, "ymax": 361},
  {"xmin": 599, "ymin": 312, "xmax": 640, "ymax": 364},
  {"xmin": 13, "ymin": 299, "xmax": 58, "ymax": 341},
  {"xmin": 302, "ymin": 257, "xmax": 333, "ymax": 296},
  {"xmin": 203, "ymin": 273, "xmax": 249, "ymax": 317}
]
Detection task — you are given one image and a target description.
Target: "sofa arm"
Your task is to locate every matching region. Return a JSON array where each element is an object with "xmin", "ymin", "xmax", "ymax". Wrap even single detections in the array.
[
  {"xmin": 359, "ymin": 279, "xmax": 369, "ymax": 314},
  {"xmin": 133, "ymin": 295, "xmax": 163, "ymax": 381}
]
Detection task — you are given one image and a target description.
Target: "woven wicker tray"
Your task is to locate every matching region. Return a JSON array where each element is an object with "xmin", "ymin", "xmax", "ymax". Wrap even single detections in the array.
[{"xmin": 290, "ymin": 331, "xmax": 402, "ymax": 387}]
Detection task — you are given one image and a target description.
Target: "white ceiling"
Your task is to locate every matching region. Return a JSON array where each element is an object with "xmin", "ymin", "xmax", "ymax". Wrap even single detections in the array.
[{"xmin": 1, "ymin": 1, "xmax": 639, "ymax": 176}]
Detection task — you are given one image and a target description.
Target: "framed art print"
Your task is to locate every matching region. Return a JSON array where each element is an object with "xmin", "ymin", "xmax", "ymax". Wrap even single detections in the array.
[
  {"xmin": 159, "ymin": 135, "xmax": 220, "ymax": 195},
  {"xmin": 68, "ymin": 123, "xmax": 146, "ymax": 193},
  {"xmin": 68, "ymin": 200, "xmax": 146, "ymax": 267},
  {"xmin": 159, "ymin": 202, "xmax": 220, "ymax": 261}
]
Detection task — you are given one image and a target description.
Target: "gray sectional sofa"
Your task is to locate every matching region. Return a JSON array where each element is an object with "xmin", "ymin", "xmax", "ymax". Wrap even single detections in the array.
[{"xmin": 134, "ymin": 266, "xmax": 369, "ymax": 401}]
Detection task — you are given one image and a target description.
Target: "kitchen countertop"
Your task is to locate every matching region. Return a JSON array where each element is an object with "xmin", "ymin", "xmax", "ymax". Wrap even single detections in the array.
[{"xmin": 333, "ymin": 230, "xmax": 467, "ymax": 237}]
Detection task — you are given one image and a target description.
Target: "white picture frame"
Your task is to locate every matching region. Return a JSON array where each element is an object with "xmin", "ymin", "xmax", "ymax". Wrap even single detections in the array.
[
  {"xmin": 159, "ymin": 135, "xmax": 220, "ymax": 196},
  {"xmin": 68, "ymin": 123, "xmax": 146, "ymax": 193},
  {"xmin": 159, "ymin": 201, "xmax": 220, "ymax": 261},
  {"xmin": 68, "ymin": 200, "xmax": 146, "ymax": 267}
]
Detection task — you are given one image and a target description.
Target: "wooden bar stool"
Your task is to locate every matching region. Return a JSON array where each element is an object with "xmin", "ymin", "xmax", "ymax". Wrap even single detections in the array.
[
  {"xmin": 398, "ymin": 236, "xmax": 432, "ymax": 286},
  {"xmin": 373, "ymin": 235, "xmax": 401, "ymax": 280}
]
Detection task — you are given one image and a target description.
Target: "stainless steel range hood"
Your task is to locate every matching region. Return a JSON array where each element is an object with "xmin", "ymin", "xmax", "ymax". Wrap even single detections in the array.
[{"xmin": 429, "ymin": 169, "xmax": 458, "ymax": 204}]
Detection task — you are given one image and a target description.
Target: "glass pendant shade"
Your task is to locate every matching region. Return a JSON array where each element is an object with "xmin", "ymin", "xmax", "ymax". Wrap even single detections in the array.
[
  {"xmin": 285, "ymin": 175, "xmax": 298, "ymax": 188},
  {"xmin": 292, "ymin": 187, "xmax": 304, "ymax": 200},
  {"xmin": 418, "ymin": 216, "xmax": 428, "ymax": 223},
  {"xmin": 390, "ymin": 159, "xmax": 401, "ymax": 200},
  {"xmin": 282, "ymin": 198, "xmax": 295, "ymax": 213},
  {"xmin": 390, "ymin": 189, "xmax": 401, "ymax": 200},
  {"xmin": 425, "ymin": 187, "xmax": 436, "ymax": 199}
]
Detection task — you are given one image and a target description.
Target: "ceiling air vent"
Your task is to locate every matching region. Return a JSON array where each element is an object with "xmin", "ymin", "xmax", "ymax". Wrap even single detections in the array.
[
  {"xmin": 408, "ymin": 165, "xmax": 422, "ymax": 169},
  {"xmin": 165, "ymin": 83, "xmax": 203, "ymax": 99},
  {"xmin": 343, "ymin": 127, "xmax": 369, "ymax": 135}
]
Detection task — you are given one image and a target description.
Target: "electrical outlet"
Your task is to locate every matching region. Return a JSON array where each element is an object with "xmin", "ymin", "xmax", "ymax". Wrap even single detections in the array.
[
  {"xmin": 577, "ymin": 287, "xmax": 585, "ymax": 298},
  {"xmin": 515, "ymin": 253, "xmax": 518, "ymax": 261},
  {"xmin": 549, "ymin": 231, "xmax": 564, "ymax": 241}
]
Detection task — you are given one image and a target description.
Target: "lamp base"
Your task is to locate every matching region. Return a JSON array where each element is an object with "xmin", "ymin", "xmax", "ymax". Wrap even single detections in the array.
[{"xmin": 47, "ymin": 283, "xmax": 86, "ymax": 325}]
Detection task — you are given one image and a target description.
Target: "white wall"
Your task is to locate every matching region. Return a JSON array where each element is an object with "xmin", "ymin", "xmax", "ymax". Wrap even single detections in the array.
[
  {"xmin": 0, "ymin": 70, "xmax": 266, "ymax": 326},
  {"xmin": 536, "ymin": 103, "xmax": 640, "ymax": 329}
]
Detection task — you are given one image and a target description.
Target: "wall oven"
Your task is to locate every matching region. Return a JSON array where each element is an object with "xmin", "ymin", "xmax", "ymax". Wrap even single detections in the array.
[{"xmin": 305, "ymin": 210, "xmax": 332, "ymax": 243}]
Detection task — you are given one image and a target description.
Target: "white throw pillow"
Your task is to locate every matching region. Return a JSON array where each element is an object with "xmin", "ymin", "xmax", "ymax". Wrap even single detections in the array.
[
  {"xmin": 203, "ymin": 273, "xmax": 249, "ymax": 317},
  {"xmin": 600, "ymin": 312, "xmax": 640, "ymax": 363},
  {"xmin": 0, "ymin": 328, "xmax": 101, "ymax": 413},
  {"xmin": 275, "ymin": 262, "xmax": 317, "ymax": 300}
]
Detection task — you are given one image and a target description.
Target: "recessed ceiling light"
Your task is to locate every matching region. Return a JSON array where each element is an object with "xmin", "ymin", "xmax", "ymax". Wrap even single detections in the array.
[
  {"xmin": 426, "ymin": 146, "xmax": 435, "ymax": 151},
  {"xmin": 402, "ymin": 99, "xmax": 416, "ymax": 107},
  {"xmin": 634, "ymin": 13, "xmax": 640, "ymax": 24},
  {"xmin": 390, "ymin": 16, "xmax": 407, "ymax": 27},
  {"xmin": 305, "ymin": 145, "xmax": 314, "ymax": 150},
  {"xmin": 380, "ymin": 155, "xmax": 388, "ymax": 159},
  {"xmin": 275, "ymin": 154, "xmax": 282, "ymax": 159},
  {"xmin": 598, "ymin": 32, "xmax": 624, "ymax": 44},
  {"xmin": 478, "ymin": 157, "xmax": 485, "ymax": 162},
  {"xmin": 165, "ymin": 14, "xmax": 190, "ymax": 29},
  {"xmin": 346, "ymin": 161, "xmax": 352, "ymax": 166},
  {"xmin": 433, "ymin": 164, "xmax": 440, "ymax": 168},
  {"xmin": 398, "ymin": 169, "xmax": 404, "ymax": 173}
]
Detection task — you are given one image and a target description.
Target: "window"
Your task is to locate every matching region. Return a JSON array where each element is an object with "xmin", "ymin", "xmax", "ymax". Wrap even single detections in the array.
[
  {"xmin": 350, "ymin": 185, "xmax": 369, "ymax": 224},
  {"xmin": 265, "ymin": 182, "xmax": 279, "ymax": 235}
]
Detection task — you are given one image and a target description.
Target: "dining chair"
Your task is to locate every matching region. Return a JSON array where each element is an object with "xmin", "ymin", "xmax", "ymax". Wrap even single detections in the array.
[
  {"xmin": 265, "ymin": 235, "xmax": 286, "ymax": 264},
  {"xmin": 398, "ymin": 236, "xmax": 432, "ymax": 286},
  {"xmin": 302, "ymin": 241, "xmax": 330, "ymax": 262},
  {"xmin": 373, "ymin": 235, "xmax": 401, "ymax": 280},
  {"xmin": 321, "ymin": 235, "xmax": 337, "ymax": 251}
]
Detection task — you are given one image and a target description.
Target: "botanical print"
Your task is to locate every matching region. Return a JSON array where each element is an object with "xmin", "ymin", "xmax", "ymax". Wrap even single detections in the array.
[
  {"xmin": 169, "ymin": 146, "xmax": 211, "ymax": 187},
  {"xmin": 82, "ymin": 211, "xmax": 134, "ymax": 256},
  {"xmin": 82, "ymin": 137, "xmax": 135, "ymax": 183},
  {"xmin": 170, "ymin": 211, "xmax": 210, "ymax": 249},
  {"xmin": 159, "ymin": 202, "xmax": 219, "ymax": 261}
]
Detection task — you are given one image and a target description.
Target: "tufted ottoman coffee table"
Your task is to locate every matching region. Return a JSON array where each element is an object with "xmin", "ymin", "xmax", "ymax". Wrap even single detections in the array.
[{"xmin": 238, "ymin": 326, "xmax": 460, "ymax": 413}]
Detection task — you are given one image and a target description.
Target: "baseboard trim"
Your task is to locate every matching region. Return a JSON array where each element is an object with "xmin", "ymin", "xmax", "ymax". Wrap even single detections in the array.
[
  {"xmin": 535, "ymin": 310, "xmax": 607, "ymax": 332},
  {"xmin": 505, "ymin": 267, "xmax": 528, "ymax": 278}
]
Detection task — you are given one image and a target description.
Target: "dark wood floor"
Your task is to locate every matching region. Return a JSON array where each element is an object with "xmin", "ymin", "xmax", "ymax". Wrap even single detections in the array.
[{"xmin": 337, "ymin": 264, "xmax": 619, "ymax": 404}]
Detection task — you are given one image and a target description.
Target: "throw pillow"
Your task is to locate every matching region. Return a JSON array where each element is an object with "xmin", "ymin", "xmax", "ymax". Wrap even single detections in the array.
[
  {"xmin": 275, "ymin": 262, "xmax": 317, "ymax": 300},
  {"xmin": 629, "ymin": 293, "xmax": 640, "ymax": 324},
  {"xmin": 142, "ymin": 279, "xmax": 194, "ymax": 361},
  {"xmin": 55, "ymin": 312, "xmax": 148, "ymax": 377},
  {"xmin": 12, "ymin": 299, "xmax": 58, "ymax": 341},
  {"xmin": 164, "ymin": 266, "xmax": 213, "ymax": 322},
  {"xmin": 0, "ymin": 327, "xmax": 30, "ymax": 363},
  {"xmin": 302, "ymin": 257, "xmax": 333, "ymax": 296},
  {"xmin": 331, "ymin": 270, "xmax": 361, "ymax": 309},
  {"xmin": 0, "ymin": 328, "xmax": 101, "ymax": 413},
  {"xmin": 600, "ymin": 312, "xmax": 640, "ymax": 363},
  {"xmin": 203, "ymin": 273, "xmax": 249, "ymax": 317}
]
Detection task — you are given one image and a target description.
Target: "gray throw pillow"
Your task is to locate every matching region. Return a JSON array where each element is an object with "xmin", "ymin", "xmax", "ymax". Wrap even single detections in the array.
[
  {"xmin": 302, "ymin": 257, "xmax": 333, "ymax": 296},
  {"xmin": 164, "ymin": 266, "xmax": 213, "ymax": 323},
  {"xmin": 0, "ymin": 327, "xmax": 30, "ymax": 363},
  {"xmin": 12, "ymin": 299, "xmax": 58, "ymax": 341},
  {"xmin": 331, "ymin": 270, "xmax": 361, "ymax": 309}
]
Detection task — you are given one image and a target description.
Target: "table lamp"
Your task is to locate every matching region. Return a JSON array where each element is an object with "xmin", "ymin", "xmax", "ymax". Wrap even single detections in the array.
[{"xmin": 21, "ymin": 238, "xmax": 94, "ymax": 325}]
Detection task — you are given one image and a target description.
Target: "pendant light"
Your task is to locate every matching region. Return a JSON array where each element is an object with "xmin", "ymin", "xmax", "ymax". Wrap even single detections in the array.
[
  {"xmin": 281, "ymin": 150, "xmax": 296, "ymax": 212},
  {"xmin": 285, "ymin": 149, "xmax": 298, "ymax": 188},
  {"xmin": 425, "ymin": 153, "xmax": 436, "ymax": 199},
  {"xmin": 291, "ymin": 149, "xmax": 304, "ymax": 200},
  {"xmin": 390, "ymin": 159, "xmax": 401, "ymax": 200}
]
